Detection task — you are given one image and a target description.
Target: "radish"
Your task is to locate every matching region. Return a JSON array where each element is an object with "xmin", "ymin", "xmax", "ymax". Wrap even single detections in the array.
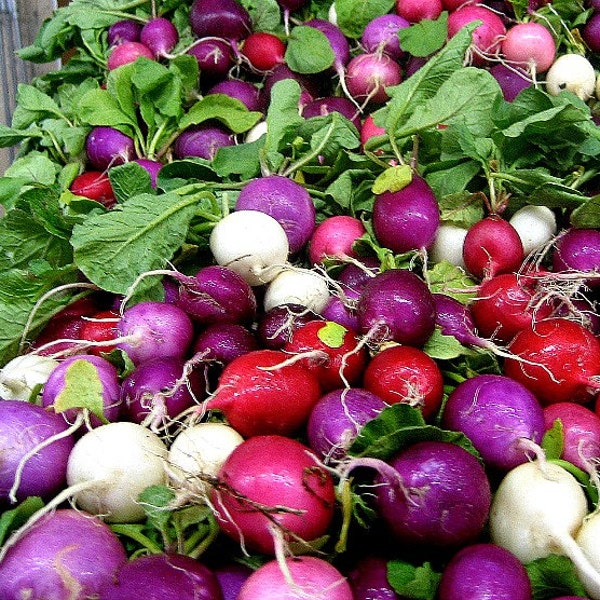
[
  {"xmin": 66, "ymin": 421, "xmax": 168, "ymax": 522},
  {"xmin": 107, "ymin": 19, "xmax": 142, "ymax": 46},
  {"xmin": 241, "ymin": 31, "xmax": 286, "ymax": 72},
  {"xmin": 100, "ymin": 553, "xmax": 223, "ymax": 600},
  {"xmin": 206, "ymin": 79, "xmax": 264, "ymax": 112},
  {"xmin": 583, "ymin": 11, "xmax": 600, "ymax": 53},
  {"xmin": 489, "ymin": 63, "xmax": 533, "ymax": 102},
  {"xmin": 504, "ymin": 318, "xmax": 600, "ymax": 405},
  {"xmin": 308, "ymin": 215, "xmax": 366, "ymax": 266},
  {"xmin": 206, "ymin": 348, "xmax": 322, "ymax": 437},
  {"xmin": 301, "ymin": 96, "xmax": 362, "ymax": 131},
  {"xmin": 553, "ymin": 228, "xmax": 600, "ymax": 289},
  {"xmin": 363, "ymin": 344, "xmax": 444, "ymax": 421},
  {"xmin": 0, "ymin": 509, "xmax": 127, "ymax": 599},
  {"xmin": 256, "ymin": 303, "xmax": 322, "ymax": 350},
  {"xmin": 133, "ymin": 157, "xmax": 162, "ymax": 187},
  {"xmin": 395, "ymin": 0, "xmax": 443, "ymax": 23},
  {"xmin": 69, "ymin": 170, "xmax": 116, "ymax": 209},
  {"xmin": 209, "ymin": 210, "xmax": 290, "ymax": 286},
  {"xmin": 78, "ymin": 309, "xmax": 120, "ymax": 355},
  {"xmin": 0, "ymin": 353, "xmax": 58, "ymax": 401},
  {"xmin": 234, "ymin": 175, "xmax": 317, "ymax": 255},
  {"xmin": 211, "ymin": 435, "xmax": 336, "ymax": 555},
  {"xmin": 107, "ymin": 41, "xmax": 154, "ymax": 70},
  {"xmin": 214, "ymin": 563, "xmax": 253, "ymax": 600},
  {"xmin": 509, "ymin": 204, "xmax": 557, "ymax": 255},
  {"xmin": 187, "ymin": 39, "xmax": 234, "ymax": 83},
  {"xmin": 85, "ymin": 126, "xmax": 135, "ymax": 171},
  {"xmin": 441, "ymin": 374, "xmax": 546, "ymax": 472},
  {"xmin": 438, "ymin": 543, "xmax": 533, "ymax": 600},
  {"xmin": 501, "ymin": 21, "xmax": 557, "ymax": 75},
  {"xmin": 360, "ymin": 113, "xmax": 387, "ymax": 151},
  {"xmin": 489, "ymin": 459, "xmax": 600, "ymax": 598},
  {"xmin": 140, "ymin": 17, "xmax": 179, "ymax": 59},
  {"xmin": 345, "ymin": 52, "xmax": 402, "ymax": 105},
  {"xmin": 347, "ymin": 555, "xmax": 400, "ymax": 600},
  {"xmin": 546, "ymin": 54, "xmax": 597, "ymax": 101},
  {"xmin": 189, "ymin": 0, "xmax": 252, "ymax": 42},
  {"xmin": 173, "ymin": 124, "xmax": 235, "ymax": 160},
  {"xmin": 262, "ymin": 267, "xmax": 331, "ymax": 314},
  {"xmin": 361, "ymin": 13, "xmax": 410, "ymax": 61},
  {"xmin": 429, "ymin": 223, "xmax": 469, "ymax": 268},
  {"xmin": 575, "ymin": 512, "xmax": 600, "ymax": 599},
  {"xmin": 238, "ymin": 556, "xmax": 353, "ymax": 600}
]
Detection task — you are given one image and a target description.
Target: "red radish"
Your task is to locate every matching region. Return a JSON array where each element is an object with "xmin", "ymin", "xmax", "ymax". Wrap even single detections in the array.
[
  {"xmin": 283, "ymin": 320, "xmax": 368, "ymax": 391},
  {"xmin": 544, "ymin": 402, "xmax": 600, "ymax": 472},
  {"xmin": 501, "ymin": 21, "xmax": 556, "ymax": 74},
  {"xmin": 189, "ymin": 0, "xmax": 252, "ymax": 41},
  {"xmin": 238, "ymin": 556, "xmax": 353, "ymax": 600},
  {"xmin": 140, "ymin": 17, "xmax": 179, "ymax": 58},
  {"xmin": 78, "ymin": 309, "xmax": 120, "ymax": 355},
  {"xmin": 207, "ymin": 348, "xmax": 322, "ymax": 437},
  {"xmin": 462, "ymin": 215, "xmax": 524, "ymax": 280},
  {"xmin": 0, "ymin": 509, "xmax": 127, "ymax": 599},
  {"xmin": 504, "ymin": 318, "xmax": 600, "ymax": 405},
  {"xmin": 361, "ymin": 13, "xmax": 410, "ymax": 61},
  {"xmin": 69, "ymin": 171, "xmax": 116, "ymax": 209},
  {"xmin": 241, "ymin": 32, "xmax": 286, "ymax": 72},
  {"xmin": 345, "ymin": 52, "xmax": 402, "ymax": 105},
  {"xmin": 372, "ymin": 174, "xmax": 441, "ymax": 254},
  {"xmin": 187, "ymin": 39, "xmax": 234, "ymax": 83},
  {"xmin": 107, "ymin": 40, "xmax": 154, "ymax": 70},
  {"xmin": 363, "ymin": 344, "xmax": 444, "ymax": 420},
  {"xmin": 85, "ymin": 126, "xmax": 135, "ymax": 171},
  {"xmin": 256, "ymin": 303, "xmax": 322, "ymax": 350},
  {"xmin": 438, "ymin": 543, "xmax": 532, "ymax": 600},
  {"xmin": 107, "ymin": 19, "xmax": 142, "ymax": 46},
  {"xmin": 442, "ymin": 374, "xmax": 546, "ymax": 472},
  {"xmin": 211, "ymin": 435, "xmax": 336, "ymax": 555},
  {"xmin": 395, "ymin": 0, "xmax": 443, "ymax": 23},
  {"xmin": 308, "ymin": 215, "xmax": 366, "ymax": 265}
]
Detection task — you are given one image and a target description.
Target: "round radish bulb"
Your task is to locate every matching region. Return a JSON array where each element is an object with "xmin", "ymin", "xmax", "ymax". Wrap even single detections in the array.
[
  {"xmin": 245, "ymin": 120, "xmax": 267, "ymax": 143},
  {"xmin": 211, "ymin": 435, "xmax": 336, "ymax": 555},
  {"xmin": 77, "ymin": 309, "xmax": 120, "ymax": 356},
  {"xmin": 546, "ymin": 54, "xmax": 597, "ymax": 100},
  {"xmin": 361, "ymin": 113, "xmax": 387, "ymax": 150},
  {"xmin": 470, "ymin": 272, "xmax": 554, "ymax": 343},
  {"xmin": 189, "ymin": 0, "xmax": 252, "ymax": 41},
  {"xmin": 173, "ymin": 124, "xmax": 234, "ymax": 161},
  {"xmin": 263, "ymin": 267, "xmax": 331, "ymax": 314},
  {"xmin": 396, "ymin": 0, "xmax": 442, "ymax": 22},
  {"xmin": 583, "ymin": 11, "xmax": 600, "ymax": 53},
  {"xmin": 442, "ymin": 374, "xmax": 545, "ymax": 472},
  {"xmin": 307, "ymin": 387, "xmax": 388, "ymax": 462},
  {"xmin": 0, "ymin": 400, "xmax": 75, "ymax": 504},
  {"xmin": 501, "ymin": 21, "xmax": 556, "ymax": 74},
  {"xmin": 187, "ymin": 38, "xmax": 233, "ymax": 83},
  {"xmin": 505, "ymin": 318, "xmax": 600, "ymax": 405},
  {"xmin": 375, "ymin": 440, "xmax": 491, "ymax": 548},
  {"xmin": 206, "ymin": 79, "xmax": 263, "ymax": 112},
  {"xmin": 429, "ymin": 223, "xmax": 468, "ymax": 268},
  {"xmin": 100, "ymin": 553, "xmax": 223, "ymax": 600},
  {"xmin": 66, "ymin": 421, "xmax": 168, "ymax": 523},
  {"xmin": 70, "ymin": 170, "xmax": 116, "ymax": 208},
  {"xmin": 120, "ymin": 357, "xmax": 204, "ymax": 428},
  {"xmin": 284, "ymin": 320, "xmax": 368, "ymax": 391},
  {"xmin": 442, "ymin": 0, "xmax": 476, "ymax": 9},
  {"xmin": 308, "ymin": 215, "xmax": 366, "ymax": 265},
  {"xmin": 348, "ymin": 555, "xmax": 401, "ymax": 600},
  {"xmin": 337, "ymin": 257, "xmax": 380, "ymax": 291},
  {"xmin": 238, "ymin": 556, "xmax": 353, "ymax": 600},
  {"xmin": 85, "ymin": 126, "xmax": 135, "ymax": 171},
  {"xmin": 363, "ymin": 344, "xmax": 444, "ymax": 421},
  {"xmin": 544, "ymin": 402, "xmax": 600, "ymax": 472},
  {"xmin": 361, "ymin": 13, "xmax": 410, "ymax": 61},
  {"xmin": 489, "ymin": 63, "xmax": 533, "ymax": 102},
  {"xmin": 447, "ymin": 5, "xmax": 506, "ymax": 65},
  {"xmin": 262, "ymin": 64, "xmax": 320, "ymax": 104},
  {"xmin": 41, "ymin": 354, "xmax": 122, "ymax": 427},
  {"xmin": 0, "ymin": 509, "xmax": 127, "ymax": 600},
  {"xmin": 372, "ymin": 174, "xmax": 440, "ymax": 253},
  {"xmin": 107, "ymin": 40, "xmax": 154, "ymax": 70},
  {"xmin": 174, "ymin": 265, "xmax": 257, "ymax": 325},
  {"xmin": 321, "ymin": 294, "xmax": 360, "ymax": 331},
  {"xmin": 509, "ymin": 204, "xmax": 557, "ymax": 255},
  {"xmin": 301, "ymin": 96, "xmax": 362, "ymax": 131},
  {"xmin": 438, "ymin": 543, "xmax": 532, "ymax": 600},
  {"xmin": 140, "ymin": 17, "xmax": 179, "ymax": 58},
  {"xmin": 207, "ymin": 349, "xmax": 322, "ymax": 437},
  {"xmin": 462, "ymin": 215, "xmax": 524, "ymax": 280},
  {"xmin": 192, "ymin": 322, "xmax": 258, "ymax": 367},
  {"xmin": 167, "ymin": 422, "xmax": 244, "ymax": 496},
  {"xmin": 209, "ymin": 210, "xmax": 290, "ymax": 286},
  {"xmin": 574, "ymin": 512, "xmax": 600, "ymax": 598},
  {"xmin": 116, "ymin": 301, "xmax": 194, "ymax": 365},
  {"xmin": 214, "ymin": 563, "xmax": 253, "ymax": 600},
  {"xmin": 235, "ymin": 175, "xmax": 317, "ymax": 255},
  {"xmin": 0, "ymin": 353, "xmax": 58, "ymax": 402},
  {"xmin": 256, "ymin": 303, "xmax": 322, "ymax": 349},
  {"xmin": 553, "ymin": 228, "xmax": 600, "ymax": 288},
  {"xmin": 133, "ymin": 158, "xmax": 162, "ymax": 187},
  {"xmin": 356, "ymin": 268, "xmax": 436, "ymax": 346},
  {"xmin": 107, "ymin": 19, "xmax": 142, "ymax": 46},
  {"xmin": 241, "ymin": 31, "xmax": 286, "ymax": 72},
  {"xmin": 345, "ymin": 52, "xmax": 402, "ymax": 105}
]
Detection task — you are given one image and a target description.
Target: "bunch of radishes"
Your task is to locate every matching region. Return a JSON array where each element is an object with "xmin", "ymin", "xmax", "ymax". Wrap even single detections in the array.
[{"xmin": 2, "ymin": 0, "xmax": 600, "ymax": 598}]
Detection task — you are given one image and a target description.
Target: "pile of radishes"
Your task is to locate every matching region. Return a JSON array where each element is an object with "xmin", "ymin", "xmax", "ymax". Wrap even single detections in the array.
[{"xmin": 3, "ymin": 0, "xmax": 600, "ymax": 597}]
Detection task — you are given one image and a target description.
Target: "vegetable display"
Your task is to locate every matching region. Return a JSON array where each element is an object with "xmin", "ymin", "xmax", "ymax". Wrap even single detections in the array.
[{"xmin": 2, "ymin": 0, "xmax": 600, "ymax": 598}]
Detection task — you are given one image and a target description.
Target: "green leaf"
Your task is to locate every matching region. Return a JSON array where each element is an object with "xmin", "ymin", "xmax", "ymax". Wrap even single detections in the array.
[
  {"xmin": 11, "ymin": 85, "xmax": 64, "ymax": 129},
  {"xmin": 77, "ymin": 87, "xmax": 137, "ymax": 133},
  {"xmin": 333, "ymin": 0, "xmax": 395, "ymax": 38},
  {"xmin": 426, "ymin": 260, "xmax": 477, "ymax": 300},
  {"xmin": 398, "ymin": 12, "xmax": 449, "ymax": 58},
  {"xmin": 317, "ymin": 321, "xmax": 347, "ymax": 348},
  {"xmin": 570, "ymin": 195, "xmax": 600, "ymax": 228},
  {"xmin": 71, "ymin": 192, "xmax": 200, "ymax": 295},
  {"xmin": 180, "ymin": 95, "xmax": 262, "ymax": 134},
  {"xmin": 0, "ymin": 497, "xmax": 45, "ymax": 547},
  {"xmin": 240, "ymin": 0, "xmax": 281, "ymax": 32},
  {"xmin": 423, "ymin": 327, "xmax": 472, "ymax": 360},
  {"xmin": 213, "ymin": 138, "xmax": 264, "ymax": 180},
  {"xmin": 138, "ymin": 485, "xmax": 176, "ymax": 533},
  {"xmin": 372, "ymin": 165, "xmax": 413, "ymax": 194},
  {"xmin": 542, "ymin": 418, "xmax": 564, "ymax": 461},
  {"xmin": 526, "ymin": 554, "xmax": 588, "ymax": 600},
  {"xmin": 387, "ymin": 560, "xmax": 441, "ymax": 600},
  {"xmin": 3, "ymin": 153, "xmax": 60, "ymax": 187},
  {"xmin": 285, "ymin": 26, "xmax": 335, "ymax": 74},
  {"xmin": 108, "ymin": 162, "xmax": 154, "ymax": 204}
]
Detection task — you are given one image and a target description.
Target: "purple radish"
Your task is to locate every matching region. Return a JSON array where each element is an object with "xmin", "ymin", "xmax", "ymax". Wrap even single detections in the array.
[
  {"xmin": 206, "ymin": 79, "xmax": 264, "ymax": 112},
  {"xmin": 140, "ymin": 17, "xmax": 179, "ymax": 58},
  {"xmin": 133, "ymin": 158, "xmax": 162, "ymax": 187},
  {"xmin": 301, "ymin": 96, "xmax": 361, "ymax": 130},
  {"xmin": 348, "ymin": 555, "xmax": 401, "ymax": 600},
  {"xmin": 552, "ymin": 228, "xmax": 600, "ymax": 288},
  {"xmin": 85, "ymin": 126, "xmax": 135, "ymax": 171},
  {"xmin": 189, "ymin": 0, "xmax": 252, "ymax": 41},
  {"xmin": 187, "ymin": 39, "xmax": 234, "ymax": 83},
  {"xmin": 173, "ymin": 124, "xmax": 235, "ymax": 161},
  {"xmin": 361, "ymin": 13, "xmax": 410, "ymax": 61},
  {"xmin": 345, "ymin": 52, "xmax": 402, "ymax": 105},
  {"xmin": 107, "ymin": 19, "xmax": 142, "ymax": 46},
  {"xmin": 256, "ymin": 302, "xmax": 322, "ymax": 349}
]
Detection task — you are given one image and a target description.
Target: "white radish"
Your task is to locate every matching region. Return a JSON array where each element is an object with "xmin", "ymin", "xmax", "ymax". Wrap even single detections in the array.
[
  {"xmin": 576, "ymin": 511, "xmax": 600, "ymax": 599},
  {"xmin": 489, "ymin": 459, "xmax": 600, "ymax": 598},
  {"xmin": 263, "ymin": 267, "xmax": 331, "ymax": 313},
  {"xmin": 509, "ymin": 205, "xmax": 557, "ymax": 255},
  {"xmin": 428, "ymin": 224, "xmax": 469, "ymax": 269},
  {"xmin": 545, "ymin": 54, "xmax": 597, "ymax": 101},
  {"xmin": 209, "ymin": 210, "xmax": 290, "ymax": 286},
  {"xmin": 0, "ymin": 354, "xmax": 59, "ymax": 401},
  {"xmin": 244, "ymin": 120, "xmax": 268, "ymax": 143},
  {"xmin": 66, "ymin": 422, "xmax": 168, "ymax": 523}
]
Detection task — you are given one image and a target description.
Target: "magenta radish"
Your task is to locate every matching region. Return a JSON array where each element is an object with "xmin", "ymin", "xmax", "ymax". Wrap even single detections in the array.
[
  {"xmin": 173, "ymin": 124, "xmax": 235, "ymax": 161},
  {"xmin": 438, "ymin": 543, "xmax": 532, "ymax": 600},
  {"xmin": 345, "ymin": 52, "xmax": 402, "ymax": 105},
  {"xmin": 301, "ymin": 96, "xmax": 362, "ymax": 131},
  {"xmin": 552, "ymin": 228, "xmax": 600, "ymax": 288},
  {"xmin": 0, "ymin": 400, "xmax": 75, "ymax": 504},
  {"xmin": 347, "ymin": 555, "xmax": 401, "ymax": 600},
  {"xmin": 308, "ymin": 215, "xmax": 366, "ymax": 265},
  {"xmin": 133, "ymin": 158, "xmax": 162, "ymax": 187},
  {"xmin": 107, "ymin": 19, "xmax": 142, "ymax": 46},
  {"xmin": 441, "ymin": 374, "xmax": 546, "ymax": 472},
  {"xmin": 262, "ymin": 267, "xmax": 331, "ymax": 314},
  {"xmin": 544, "ymin": 402, "xmax": 600, "ymax": 472},
  {"xmin": 116, "ymin": 301, "xmax": 194, "ymax": 365},
  {"xmin": 361, "ymin": 13, "xmax": 410, "ymax": 61},
  {"xmin": 100, "ymin": 553, "xmax": 223, "ymax": 600},
  {"xmin": 140, "ymin": 17, "xmax": 179, "ymax": 58},
  {"xmin": 234, "ymin": 175, "xmax": 317, "ymax": 254},
  {"xmin": 504, "ymin": 318, "xmax": 600, "ymax": 405},
  {"xmin": 107, "ymin": 40, "xmax": 154, "ymax": 70},
  {"xmin": 583, "ymin": 11, "xmax": 600, "ymax": 53},
  {"xmin": 395, "ymin": 0, "xmax": 442, "ymax": 22},
  {"xmin": 187, "ymin": 39, "xmax": 234, "ymax": 83},
  {"xmin": 372, "ymin": 174, "xmax": 441, "ymax": 253},
  {"xmin": 214, "ymin": 563, "xmax": 253, "ymax": 600},
  {"xmin": 206, "ymin": 348, "xmax": 322, "ymax": 437},
  {"xmin": 356, "ymin": 268, "xmax": 436, "ymax": 346},
  {"xmin": 501, "ymin": 21, "xmax": 557, "ymax": 74},
  {"xmin": 85, "ymin": 126, "xmax": 135, "ymax": 171},
  {"xmin": 189, "ymin": 0, "xmax": 252, "ymax": 41},
  {"xmin": 432, "ymin": 293, "xmax": 484, "ymax": 348},
  {"xmin": 306, "ymin": 387, "xmax": 388, "ymax": 462},
  {"xmin": 320, "ymin": 294, "xmax": 360, "ymax": 331},
  {"xmin": 238, "ymin": 556, "xmax": 353, "ymax": 600},
  {"xmin": 462, "ymin": 215, "xmax": 524, "ymax": 280},
  {"xmin": 211, "ymin": 435, "xmax": 336, "ymax": 555},
  {"xmin": 360, "ymin": 113, "xmax": 387, "ymax": 150},
  {"xmin": 0, "ymin": 509, "xmax": 127, "ymax": 600},
  {"xmin": 256, "ymin": 303, "xmax": 322, "ymax": 349}
]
